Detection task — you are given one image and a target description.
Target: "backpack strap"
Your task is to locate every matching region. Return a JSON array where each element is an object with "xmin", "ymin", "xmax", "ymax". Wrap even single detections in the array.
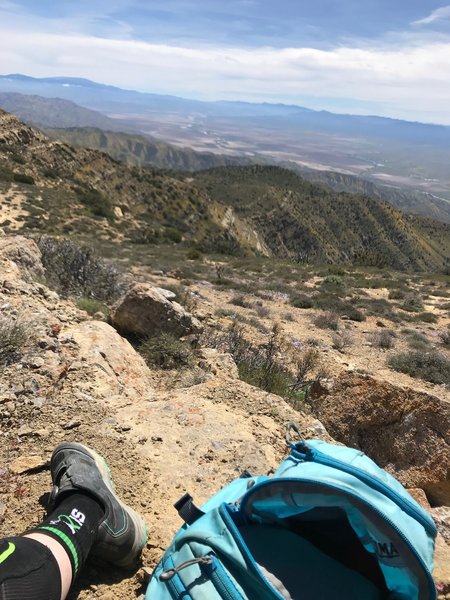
[{"xmin": 174, "ymin": 493, "xmax": 205, "ymax": 525}]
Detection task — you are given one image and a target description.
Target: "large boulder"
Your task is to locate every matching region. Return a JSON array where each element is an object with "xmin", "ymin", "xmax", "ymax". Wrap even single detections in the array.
[
  {"xmin": 310, "ymin": 374, "xmax": 450, "ymax": 506},
  {"xmin": 111, "ymin": 283, "xmax": 203, "ymax": 338},
  {"xmin": 0, "ymin": 235, "xmax": 44, "ymax": 281},
  {"xmin": 64, "ymin": 320, "xmax": 153, "ymax": 399}
]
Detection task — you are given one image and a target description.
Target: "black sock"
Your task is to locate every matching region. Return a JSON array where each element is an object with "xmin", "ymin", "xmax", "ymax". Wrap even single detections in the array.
[
  {"xmin": 0, "ymin": 537, "xmax": 62, "ymax": 600},
  {"xmin": 29, "ymin": 493, "xmax": 104, "ymax": 582}
]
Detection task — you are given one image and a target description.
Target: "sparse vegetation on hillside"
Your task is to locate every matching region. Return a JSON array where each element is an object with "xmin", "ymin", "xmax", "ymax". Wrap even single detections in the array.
[
  {"xmin": 201, "ymin": 321, "xmax": 324, "ymax": 403},
  {"xmin": 37, "ymin": 236, "xmax": 125, "ymax": 301},
  {"xmin": 388, "ymin": 350, "xmax": 450, "ymax": 385},
  {"xmin": 193, "ymin": 166, "xmax": 450, "ymax": 272},
  {"xmin": 139, "ymin": 332, "xmax": 194, "ymax": 370},
  {"xmin": 0, "ymin": 315, "xmax": 31, "ymax": 366},
  {"xmin": 1, "ymin": 111, "xmax": 449, "ymax": 272}
]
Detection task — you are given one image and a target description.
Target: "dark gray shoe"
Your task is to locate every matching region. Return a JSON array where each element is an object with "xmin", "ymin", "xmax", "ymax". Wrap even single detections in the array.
[{"xmin": 49, "ymin": 442, "xmax": 147, "ymax": 568}]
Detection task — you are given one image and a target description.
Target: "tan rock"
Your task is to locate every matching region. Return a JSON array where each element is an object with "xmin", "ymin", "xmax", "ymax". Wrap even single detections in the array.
[
  {"xmin": 407, "ymin": 488, "xmax": 431, "ymax": 510},
  {"xmin": 432, "ymin": 507, "xmax": 450, "ymax": 545},
  {"xmin": 434, "ymin": 534, "xmax": 450, "ymax": 594},
  {"xmin": 197, "ymin": 348, "xmax": 239, "ymax": 379},
  {"xmin": 65, "ymin": 320, "xmax": 153, "ymax": 398},
  {"xmin": 10, "ymin": 455, "xmax": 47, "ymax": 474},
  {"xmin": 0, "ymin": 236, "xmax": 44, "ymax": 281},
  {"xmin": 310, "ymin": 373, "xmax": 450, "ymax": 505},
  {"xmin": 111, "ymin": 283, "xmax": 202, "ymax": 338}
]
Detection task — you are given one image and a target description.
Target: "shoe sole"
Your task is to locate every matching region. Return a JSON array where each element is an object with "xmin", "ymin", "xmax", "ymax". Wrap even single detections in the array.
[{"xmin": 52, "ymin": 442, "xmax": 148, "ymax": 568}]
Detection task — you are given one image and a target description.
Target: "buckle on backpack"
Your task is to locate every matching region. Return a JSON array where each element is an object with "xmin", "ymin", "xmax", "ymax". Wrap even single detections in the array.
[{"xmin": 285, "ymin": 421, "xmax": 309, "ymax": 453}]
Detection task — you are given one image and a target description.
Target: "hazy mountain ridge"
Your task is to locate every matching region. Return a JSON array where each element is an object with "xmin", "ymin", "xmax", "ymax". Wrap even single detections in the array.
[
  {"xmin": 41, "ymin": 124, "xmax": 450, "ymax": 224},
  {"xmin": 44, "ymin": 127, "xmax": 255, "ymax": 172},
  {"xmin": 3, "ymin": 74, "xmax": 450, "ymax": 143},
  {"xmin": 1, "ymin": 82, "xmax": 450, "ymax": 223},
  {"xmin": 0, "ymin": 92, "xmax": 123, "ymax": 130},
  {"xmin": 0, "ymin": 109, "xmax": 448, "ymax": 272}
]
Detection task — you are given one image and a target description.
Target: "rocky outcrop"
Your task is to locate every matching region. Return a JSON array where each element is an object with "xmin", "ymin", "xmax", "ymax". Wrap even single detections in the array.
[
  {"xmin": 111, "ymin": 283, "xmax": 203, "ymax": 338},
  {"xmin": 65, "ymin": 320, "xmax": 154, "ymax": 399},
  {"xmin": 0, "ymin": 236, "xmax": 45, "ymax": 281},
  {"xmin": 310, "ymin": 373, "xmax": 450, "ymax": 506}
]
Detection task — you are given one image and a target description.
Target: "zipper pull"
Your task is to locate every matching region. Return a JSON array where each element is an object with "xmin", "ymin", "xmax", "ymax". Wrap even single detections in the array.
[{"xmin": 159, "ymin": 556, "xmax": 214, "ymax": 581}]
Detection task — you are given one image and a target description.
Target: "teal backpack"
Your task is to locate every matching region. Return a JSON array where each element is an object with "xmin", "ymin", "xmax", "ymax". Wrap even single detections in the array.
[{"xmin": 145, "ymin": 425, "xmax": 437, "ymax": 599}]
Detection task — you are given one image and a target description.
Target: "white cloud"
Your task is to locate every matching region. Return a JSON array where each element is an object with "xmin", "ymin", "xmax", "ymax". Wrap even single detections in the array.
[
  {"xmin": 412, "ymin": 5, "xmax": 450, "ymax": 26},
  {"xmin": 0, "ymin": 23, "xmax": 450, "ymax": 123}
]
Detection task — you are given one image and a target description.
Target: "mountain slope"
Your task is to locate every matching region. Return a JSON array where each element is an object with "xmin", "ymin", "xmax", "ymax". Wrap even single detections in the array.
[
  {"xmin": 44, "ymin": 127, "xmax": 254, "ymax": 171},
  {"xmin": 1, "ymin": 85, "xmax": 450, "ymax": 224},
  {"xmin": 0, "ymin": 110, "xmax": 448, "ymax": 272},
  {"xmin": 294, "ymin": 167, "xmax": 450, "ymax": 225},
  {"xmin": 46, "ymin": 124, "xmax": 450, "ymax": 224},
  {"xmin": 0, "ymin": 110, "xmax": 266, "ymax": 253},
  {"xmin": 0, "ymin": 92, "xmax": 122, "ymax": 130},
  {"xmin": 193, "ymin": 166, "xmax": 450, "ymax": 271}
]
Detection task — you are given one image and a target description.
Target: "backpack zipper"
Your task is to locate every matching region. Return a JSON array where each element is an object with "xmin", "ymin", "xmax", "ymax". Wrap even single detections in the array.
[
  {"xmin": 292, "ymin": 445, "xmax": 437, "ymax": 537},
  {"xmin": 201, "ymin": 556, "xmax": 246, "ymax": 600},
  {"xmin": 160, "ymin": 554, "xmax": 245, "ymax": 599},
  {"xmin": 239, "ymin": 478, "xmax": 436, "ymax": 600},
  {"xmin": 161, "ymin": 555, "xmax": 194, "ymax": 600},
  {"xmin": 160, "ymin": 556, "xmax": 214, "ymax": 581}
]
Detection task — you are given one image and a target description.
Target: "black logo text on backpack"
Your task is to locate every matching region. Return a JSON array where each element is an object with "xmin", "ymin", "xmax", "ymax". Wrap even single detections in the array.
[{"xmin": 374, "ymin": 541, "xmax": 399, "ymax": 559}]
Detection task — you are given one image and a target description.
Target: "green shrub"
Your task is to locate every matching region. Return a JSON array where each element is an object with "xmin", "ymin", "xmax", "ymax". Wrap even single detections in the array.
[
  {"xmin": 75, "ymin": 187, "xmax": 114, "ymax": 220},
  {"xmin": 230, "ymin": 294, "xmax": 251, "ymax": 308},
  {"xmin": 13, "ymin": 173, "xmax": 34, "ymax": 185},
  {"xmin": 356, "ymin": 298, "xmax": 397, "ymax": 321},
  {"xmin": 43, "ymin": 168, "xmax": 59, "ymax": 180},
  {"xmin": 414, "ymin": 312, "xmax": 438, "ymax": 324},
  {"xmin": 0, "ymin": 316, "xmax": 31, "ymax": 366},
  {"xmin": 0, "ymin": 165, "xmax": 13, "ymax": 181},
  {"xmin": 322, "ymin": 275, "xmax": 345, "ymax": 287},
  {"xmin": 164, "ymin": 227, "xmax": 182, "ymax": 243},
  {"xmin": 11, "ymin": 154, "xmax": 26, "ymax": 165},
  {"xmin": 76, "ymin": 298, "xmax": 109, "ymax": 316},
  {"xmin": 405, "ymin": 331, "xmax": 430, "ymax": 351},
  {"xmin": 327, "ymin": 266, "xmax": 347, "ymax": 276},
  {"xmin": 139, "ymin": 332, "xmax": 193, "ymax": 370},
  {"xmin": 439, "ymin": 330, "xmax": 450, "ymax": 347},
  {"xmin": 312, "ymin": 294, "xmax": 365, "ymax": 321},
  {"xmin": 238, "ymin": 360, "xmax": 292, "ymax": 397},
  {"xmin": 370, "ymin": 330, "xmax": 396, "ymax": 349},
  {"xmin": 186, "ymin": 248, "xmax": 202, "ymax": 260},
  {"xmin": 388, "ymin": 289, "xmax": 406, "ymax": 300},
  {"xmin": 291, "ymin": 294, "xmax": 314, "ymax": 309},
  {"xmin": 313, "ymin": 312, "xmax": 339, "ymax": 331},
  {"xmin": 401, "ymin": 295, "xmax": 424, "ymax": 313},
  {"xmin": 387, "ymin": 350, "xmax": 450, "ymax": 385},
  {"xmin": 37, "ymin": 236, "xmax": 125, "ymax": 301},
  {"xmin": 342, "ymin": 305, "xmax": 366, "ymax": 322}
]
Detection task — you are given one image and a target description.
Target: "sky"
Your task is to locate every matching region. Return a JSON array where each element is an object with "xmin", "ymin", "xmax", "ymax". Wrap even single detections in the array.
[{"xmin": 1, "ymin": 0, "xmax": 450, "ymax": 124}]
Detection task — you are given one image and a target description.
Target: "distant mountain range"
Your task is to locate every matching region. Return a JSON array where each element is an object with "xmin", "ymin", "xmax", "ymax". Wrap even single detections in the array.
[
  {"xmin": 0, "ymin": 109, "xmax": 448, "ymax": 272},
  {"xmin": 1, "ymin": 74, "xmax": 449, "ymax": 144},
  {"xmin": 1, "ymin": 85, "xmax": 449, "ymax": 224},
  {"xmin": 1, "ymin": 73, "xmax": 450, "ymax": 205},
  {"xmin": 0, "ymin": 92, "xmax": 123, "ymax": 130},
  {"xmin": 45, "ymin": 126, "xmax": 450, "ymax": 224}
]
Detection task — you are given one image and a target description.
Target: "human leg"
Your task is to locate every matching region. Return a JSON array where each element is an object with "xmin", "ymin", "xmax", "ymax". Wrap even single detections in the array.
[{"xmin": 0, "ymin": 442, "xmax": 147, "ymax": 600}]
